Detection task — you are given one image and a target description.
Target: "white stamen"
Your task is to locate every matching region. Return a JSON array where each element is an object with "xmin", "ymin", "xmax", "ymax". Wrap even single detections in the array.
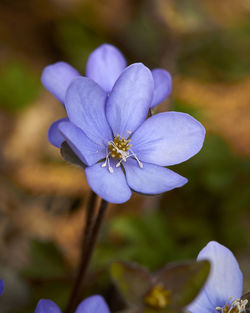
[
  {"xmin": 216, "ymin": 297, "xmax": 248, "ymax": 313},
  {"xmin": 107, "ymin": 152, "xmax": 113, "ymax": 173},
  {"xmin": 127, "ymin": 149, "xmax": 143, "ymax": 168},
  {"xmin": 102, "ymin": 151, "xmax": 110, "ymax": 168},
  {"xmin": 116, "ymin": 160, "xmax": 122, "ymax": 167},
  {"xmin": 102, "ymin": 151, "xmax": 114, "ymax": 173}
]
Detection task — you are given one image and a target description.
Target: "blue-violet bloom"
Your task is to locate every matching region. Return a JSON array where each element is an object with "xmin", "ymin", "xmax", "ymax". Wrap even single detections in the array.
[
  {"xmin": 0, "ymin": 279, "xmax": 4, "ymax": 296},
  {"xmin": 44, "ymin": 60, "xmax": 205, "ymax": 203},
  {"xmin": 35, "ymin": 295, "xmax": 110, "ymax": 313},
  {"xmin": 187, "ymin": 241, "xmax": 246, "ymax": 313},
  {"xmin": 41, "ymin": 43, "xmax": 172, "ymax": 108}
]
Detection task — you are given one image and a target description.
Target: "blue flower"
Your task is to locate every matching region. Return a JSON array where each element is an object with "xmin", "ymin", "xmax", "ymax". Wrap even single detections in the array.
[
  {"xmin": 0, "ymin": 279, "xmax": 4, "ymax": 296},
  {"xmin": 187, "ymin": 241, "xmax": 245, "ymax": 313},
  {"xmin": 41, "ymin": 43, "xmax": 172, "ymax": 108},
  {"xmin": 35, "ymin": 295, "xmax": 110, "ymax": 313},
  {"xmin": 44, "ymin": 61, "xmax": 205, "ymax": 203}
]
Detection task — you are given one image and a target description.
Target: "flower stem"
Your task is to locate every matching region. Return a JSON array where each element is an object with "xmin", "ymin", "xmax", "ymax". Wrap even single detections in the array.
[
  {"xmin": 65, "ymin": 193, "xmax": 108, "ymax": 313},
  {"xmin": 82, "ymin": 191, "xmax": 98, "ymax": 248}
]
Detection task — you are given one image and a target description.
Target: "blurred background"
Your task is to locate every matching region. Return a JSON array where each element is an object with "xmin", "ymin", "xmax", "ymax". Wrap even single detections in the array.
[{"xmin": 0, "ymin": 0, "xmax": 250, "ymax": 312}]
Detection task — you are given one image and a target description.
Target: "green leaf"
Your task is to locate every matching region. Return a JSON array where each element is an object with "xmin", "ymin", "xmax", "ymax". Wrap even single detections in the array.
[{"xmin": 110, "ymin": 261, "xmax": 152, "ymax": 306}]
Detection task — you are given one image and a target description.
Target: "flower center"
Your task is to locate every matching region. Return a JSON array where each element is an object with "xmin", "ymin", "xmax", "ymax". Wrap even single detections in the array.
[
  {"xmin": 108, "ymin": 134, "xmax": 132, "ymax": 159},
  {"xmin": 101, "ymin": 134, "xmax": 143, "ymax": 173},
  {"xmin": 216, "ymin": 298, "xmax": 248, "ymax": 313},
  {"xmin": 144, "ymin": 285, "xmax": 171, "ymax": 309}
]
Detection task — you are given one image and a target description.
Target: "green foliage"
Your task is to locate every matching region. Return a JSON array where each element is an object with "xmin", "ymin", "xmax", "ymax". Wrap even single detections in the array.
[
  {"xmin": 14, "ymin": 240, "xmax": 71, "ymax": 313},
  {"xmin": 0, "ymin": 60, "xmax": 40, "ymax": 113},
  {"xmin": 93, "ymin": 213, "xmax": 177, "ymax": 270},
  {"xmin": 177, "ymin": 25, "xmax": 250, "ymax": 82},
  {"xmin": 21, "ymin": 239, "xmax": 68, "ymax": 279},
  {"xmin": 55, "ymin": 20, "xmax": 102, "ymax": 73}
]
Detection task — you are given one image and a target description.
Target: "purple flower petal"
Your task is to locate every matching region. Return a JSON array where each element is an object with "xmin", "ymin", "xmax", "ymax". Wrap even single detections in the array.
[
  {"xmin": 198, "ymin": 241, "xmax": 242, "ymax": 308},
  {"xmin": 85, "ymin": 161, "xmax": 132, "ymax": 203},
  {"xmin": 41, "ymin": 62, "xmax": 80, "ymax": 103},
  {"xmin": 34, "ymin": 299, "xmax": 62, "ymax": 313},
  {"xmin": 0, "ymin": 280, "xmax": 4, "ymax": 296},
  {"xmin": 48, "ymin": 118, "xmax": 69, "ymax": 148},
  {"xmin": 86, "ymin": 44, "xmax": 126, "ymax": 93},
  {"xmin": 75, "ymin": 295, "xmax": 110, "ymax": 313},
  {"xmin": 58, "ymin": 121, "xmax": 105, "ymax": 166},
  {"xmin": 65, "ymin": 77, "xmax": 113, "ymax": 146},
  {"xmin": 151, "ymin": 68, "xmax": 172, "ymax": 108},
  {"xmin": 187, "ymin": 295, "xmax": 214, "ymax": 313},
  {"xmin": 106, "ymin": 63, "xmax": 154, "ymax": 138},
  {"xmin": 123, "ymin": 159, "xmax": 187, "ymax": 194},
  {"xmin": 131, "ymin": 112, "xmax": 205, "ymax": 166}
]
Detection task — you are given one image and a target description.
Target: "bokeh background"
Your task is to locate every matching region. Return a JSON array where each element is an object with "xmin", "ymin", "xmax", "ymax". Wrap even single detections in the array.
[{"xmin": 0, "ymin": 0, "xmax": 250, "ymax": 312}]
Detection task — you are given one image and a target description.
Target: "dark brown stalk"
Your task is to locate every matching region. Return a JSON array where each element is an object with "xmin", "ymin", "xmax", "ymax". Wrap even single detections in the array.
[{"xmin": 65, "ymin": 196, "xmax": 108, "ymax": 313}]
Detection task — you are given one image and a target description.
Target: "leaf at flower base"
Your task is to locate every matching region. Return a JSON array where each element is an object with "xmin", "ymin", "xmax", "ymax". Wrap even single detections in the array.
[
  {"xmin": 153, "ymin": 260, "xmax": 210, "ymax": 308},
  {"xmin": 110, "ymin": 261, "xmax": 153, "ymax": 306},
  {"xmin": 60, "ymin": 141, "xmax": 86, "ymax": 168}
]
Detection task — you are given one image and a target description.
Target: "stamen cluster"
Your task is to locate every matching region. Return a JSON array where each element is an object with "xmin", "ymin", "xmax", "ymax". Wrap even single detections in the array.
[
  {"xmin": 216, "ymin": 298, "xmax": 248, "ymax": 313},
  {"xmin": 108, "ymin": 135, "xmax": 131, "ymax": 159},
  {"xmin": 144, "ymin": 285, "xmax": 170, "ymax": 309},
  {"xmin": 102, "ymin": 134, "xmax": 143, "ymax": 173}
]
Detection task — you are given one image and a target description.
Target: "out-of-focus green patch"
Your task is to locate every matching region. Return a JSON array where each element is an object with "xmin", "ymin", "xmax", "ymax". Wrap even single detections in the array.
[
  {"xmin": 93, "ymin": 213, "xmax": 177, "ymax": 270},
  {"xmin": 13, "ymin": 239, "xmax": 71, "ymax": 313},
  {"xmin": 12, "ymin": 281, "xmax": 71, "ymax": 313},
  {"xmin": 177, "ymin": 24, "xmax": 250, "ymax": 82},
  {"xmin": 170, "ymin": 134, "xmax": 250, "ymax": 248},
  {"xmin": 0, "ymin": 61, "xmax": 40, "ymax": 113},
  {"xmin": 21, "ymin": 239, "xmax": 68, "ymax": 279},
  {"xmin": 172, "ymin": 99, "xmax": 203, "ymax": 120},
  {"xmin": 122, "ymin": 12, "xmax": 163, "ymax": 66},
  {"xmin": 55, "ymin": 20, "xmax": 102, "ymax": 73}
]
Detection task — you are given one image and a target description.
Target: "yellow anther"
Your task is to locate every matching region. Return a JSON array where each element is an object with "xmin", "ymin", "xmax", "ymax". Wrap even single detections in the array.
[
  {"xmin": 108, "ymin": 134, "xmax": 131, "ymax": 159},
  {"xmin": 144, "ymin": 285, "xmax": 170, "ymax": 309}
]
